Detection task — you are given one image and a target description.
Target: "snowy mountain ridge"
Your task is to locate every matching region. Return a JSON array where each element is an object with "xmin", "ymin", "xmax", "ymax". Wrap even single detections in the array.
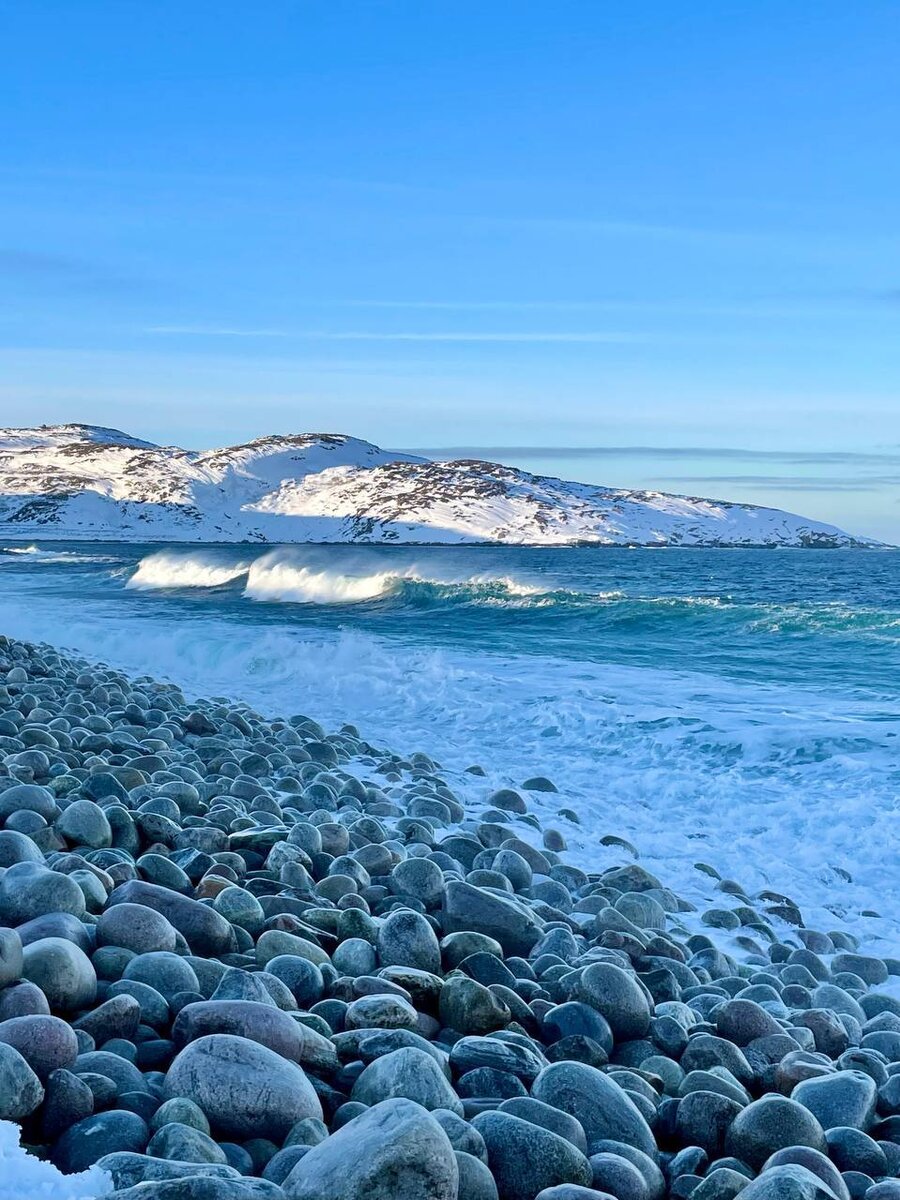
[{"xmin": 0, "ymin": 423, "xmax": 878, "ymax": 547}]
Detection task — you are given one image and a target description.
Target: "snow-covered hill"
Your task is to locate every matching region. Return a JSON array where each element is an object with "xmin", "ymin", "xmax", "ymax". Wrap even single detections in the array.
[{"xmin": 0, "ymin": 423, "xmax": 878, "ymax": 547}]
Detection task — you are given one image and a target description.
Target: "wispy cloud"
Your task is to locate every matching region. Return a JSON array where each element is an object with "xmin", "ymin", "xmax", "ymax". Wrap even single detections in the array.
[
  {"xmin": 406, "ymin": 445, "xmax": 900, "ymax": 466},
  {"xmin": 147, "ymin": 325, "xmax": 290, "ymax": 338},
  {"xmin": 660, "ymin": 473, "xmax": 900, "ymax": 493},
  {"xmin": 145, "ymin": 326, "xmax": 642, "ymax": 344}
]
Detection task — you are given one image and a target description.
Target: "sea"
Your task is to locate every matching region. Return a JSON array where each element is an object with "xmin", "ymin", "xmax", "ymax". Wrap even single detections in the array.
[{"xmin": 2, "ymin": 540, "xmax": 899, "ymax": 954}]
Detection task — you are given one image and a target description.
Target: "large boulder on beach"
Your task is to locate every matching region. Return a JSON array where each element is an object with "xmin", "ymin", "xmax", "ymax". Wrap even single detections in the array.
[
  {"xmin": 164, "ymin": 1033, "xmax": 322, "ymax": 1139},
  {"xmin": 0, "ymin": 1041, "xmax": 44, "ymax": 1119},
  {"xmin": 172, "ymin": 999, "xmax": 307, "ymax": 1063},
  {"xmin": 21, "ymin": 936, "xmax": 97, "ymax": 1011},
  {"xmin": 0, "ymin": 862, "xmax": 86, "ymax": 923},
  {"xmin": 0, "ymin": 1013, "xmax": 79, "ymax": 1079},
  {"xmin": 283, "ymin": 1098, "xmax": 459, "ymax": 1200},
  {"xmin": 0, "ymin": 926, "xmax": 23, "ymax": 987},
  {"xmin": 472, "ymin": 1110, "xmax": 593, "ymax": 1200},
  {"xmin": 351, "ymin": 1046, "xmax": 464, "ymax": 1114},
  {"xmin": 443, "ymin": 880, "xmax": 543, "ymax": 956},
  {"xmin": 531, "ymin": 1061, "xmax": 657, "ymax": 1156},
  {"xmin": 107, "ymin": 880, "xmax": 236, "ymax": 956}
]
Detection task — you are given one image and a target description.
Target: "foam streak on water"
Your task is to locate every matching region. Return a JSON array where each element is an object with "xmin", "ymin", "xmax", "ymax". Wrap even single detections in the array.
[{"xmin": 2, "ymin": 540, "xmax": 899, "ymax": 953}]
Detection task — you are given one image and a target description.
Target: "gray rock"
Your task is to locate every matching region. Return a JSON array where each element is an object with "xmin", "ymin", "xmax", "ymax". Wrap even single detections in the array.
[
  {"xmin": 588, "ymin": 1151, "xmax": 649, "ymax": 1200},
  {"xmin": 283, "ymin": 1098, "xmax": 459, "ymax": 1200},
  {"xmin": 443, "ymin": 880, "xmax": 543, "ymax": 956},
  {"xmin": 761, "ymin": 1148, "xmax": 850, "ymax": 1200},
  {"xmin": 716, "ymin": 1000, "xmax": 784, "ymax": 1047},
  {"xmin": 691, "ymin": 1167, "xmax": 752, "ymax": 1200},
  {"xmin": 172, "ymin": 1000, "xmax": 307, "ymax": 1065},
  {"xmin": 456, "ymin": 1150, "xmax": 500, "ymax": 1200},
  {"xmin": 726, "ymin": 1096, "xmax": 827, "ymax": 1169},
  {"xmin": 472, "ymin": 1110, "xmax": 594, "ymax": 1200},
  {"xmin": 97, "ymin": 901, "xmax": 178, "ymax": 955},
  {"xmin": 450, "ymin": 1035, "xmax": 546, "ymax": 1085},
  {"xmin": 345, "ymin": 992, "xmax": 420, "ymax": 1031},
  {"xmin": 792, "ymin": 1071, "xmax": 877, "ymax": 1132},
  {"xmin": 439, "ymin": 975, "xmax": 511, "ymax": 1035},
  {"xmin": 0, "ymin": 927, "xmax": 23, "ymax": 987},
  {"xmin": 147, "ymin": 1121, "xmax": 229, "ymax": 1164},
  {"xmin": 577, "ymin": 963, "xmax": 651, "ymax": 1042},
  {"xmin": 56, "ymin": 798, "xmax": 112, "ymax": 848},
  {"xmin": 124, "ymin": 951, "xmax": 200, "ymax": 1001},
  {"xmin": 377, "ymin": 909, "xmax": 442, "ymax": 973},
  {"xmin": 40, "ymin": 1066, "xmax": 95, "ymax": 1140},
  {"xmin": 0, "ymin": 1013, "xmax": 77, "ymax": 1078},
  {"xmin": 531, "ymin": 1061, "xmax": 657, "ymax": 1157},
  {"xmin": 676, "ymin": 1090, "xmax": 744, "ymax": 1156},
  {"xmin": 738, "ymin": 1164, "xmax": 844, "ymax": 1199},
  {"xmin": 0, "ymin": 862, "xmax": 86, "ymax": 922},
  {"xmin": 0, "ymin": 1041, "xmax": 44, "ymax": 1119},
  {"xmin": 52, "ymin": 1109, "xmax": 149, "ymax": 1172},
  {"xmin": 107, "ymin": 880, "xmax": 235, "ymax": 956},
  {"xmin": 21, "ymin": 936, "xmax": 97, "ymax": 1010},
  {"xmin": 96, "ymin": 1152, "xmax": 242, "ymax": 1189},
  {"xmin": 164, "ymin": 1034, "xmax": 322, "ymax": 1140},
  {"xmin": 351, "ymin": 1046, "xmax": 463, "ymax": 1114},
  {"xmin": 499, "ymin": 1097, "xmax": 588, "ymax": 1152}
]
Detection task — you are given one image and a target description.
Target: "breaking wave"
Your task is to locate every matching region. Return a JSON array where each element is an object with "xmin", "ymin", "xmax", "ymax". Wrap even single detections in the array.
[
  {"xmin": 119, "ymin": 549, "xmax": 900, "ymax": 641},
  {"xmin": 127, "ymin": 549, "xmax": 556, "ymax": 607},
  {"xmin": 127, "ymin": 552, "xmax": 252, "ymax": 590}
]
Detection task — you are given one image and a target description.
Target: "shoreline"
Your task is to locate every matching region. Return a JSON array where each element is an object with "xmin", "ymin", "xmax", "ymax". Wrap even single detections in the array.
[{"xmin": 1, "ymin": 633, "xmax": 899, "ymax": 1198}]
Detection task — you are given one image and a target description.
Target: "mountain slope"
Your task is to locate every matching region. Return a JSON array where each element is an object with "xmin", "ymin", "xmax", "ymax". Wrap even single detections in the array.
[{"xmin": 0, "ymin": 423, "xmax": 878, "ymax": 547}]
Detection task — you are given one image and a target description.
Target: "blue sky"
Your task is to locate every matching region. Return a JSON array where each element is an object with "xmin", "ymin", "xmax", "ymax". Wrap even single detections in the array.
[{"xmin": 1, "ymin": 2, "xmax": 899, "ymax": 539}]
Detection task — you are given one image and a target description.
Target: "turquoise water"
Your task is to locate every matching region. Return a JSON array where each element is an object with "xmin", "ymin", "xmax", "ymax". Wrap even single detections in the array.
[{"xmin": 2, "ymin": 541, "xmax": 899, "ymax": 949}]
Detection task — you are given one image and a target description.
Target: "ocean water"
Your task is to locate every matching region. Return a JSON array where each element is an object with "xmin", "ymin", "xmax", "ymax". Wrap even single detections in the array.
[{"xmin": 2, "ymin": 540, "xmax": 899, "ymax": 953}]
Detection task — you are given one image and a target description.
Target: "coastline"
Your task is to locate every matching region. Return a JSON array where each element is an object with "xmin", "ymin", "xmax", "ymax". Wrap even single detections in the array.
[{"xmin": 1, "ymin": 632, "xmax": 899, "ymax": 1197}]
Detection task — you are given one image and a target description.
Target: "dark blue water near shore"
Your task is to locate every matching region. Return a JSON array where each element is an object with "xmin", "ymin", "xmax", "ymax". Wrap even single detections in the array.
[{"xmin": 2, "ymin": 542, "xmax": 899, "ymax": 693}]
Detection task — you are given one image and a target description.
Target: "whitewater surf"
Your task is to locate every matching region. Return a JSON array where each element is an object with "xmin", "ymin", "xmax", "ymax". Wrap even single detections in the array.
[{"xmin": 2, "ymin": 539, "xmax": 899, "ymax": 952}]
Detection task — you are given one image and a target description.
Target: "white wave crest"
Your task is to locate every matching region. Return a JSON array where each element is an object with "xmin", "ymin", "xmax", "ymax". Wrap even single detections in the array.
[
  {"xmin": 1, "ymin": 545, "xmax": 119, "ymax": 564},
  {"xmin": 127, "ymin": 552, "xmax": 250, "ymax": 590},
  {"xmin": 244, "ymin": 556, "xmax": 397, "ymax": 604},
  {"xmin": 127, "ymin": 548, "xmax": 555, "ymax": 606}
]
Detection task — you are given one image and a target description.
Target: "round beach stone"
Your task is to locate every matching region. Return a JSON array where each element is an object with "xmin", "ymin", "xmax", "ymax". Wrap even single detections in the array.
[
  {"xmin": 499, "ymin": 1097, "xmax": 588, "ymax": 1154},
  {"xmin": 56, "ymin": 797, "xmax": 112, "ymax": 848},
  {"xmin": 439, "ymin": 975, "xmax": 511, "ymax": 1035},
  {"xmin": 737, "ymin": 1164, "xmax": 846, "ymax": 1199},
  {"xmin": 389, "ymin": 857, "xmax": 446, "ymax": 907},
  {"xmin": 726, "ymin": 1095, "xmax": 827, "ymax": 1168},
  {"xmin": 0, "ymin": 1041, "xmax": 44, "ymax": 1119},
  {"xmin": 97, "ymin": 902, "xmax": 178, "ymax": 955},
  {"xmin": 578, "ymin": 963, "xmax": 651, "ymax": 1042},
  {"xmin": 791, "ymin": 1070, "xmax": 877, "ymax": 1132},
  {"xmin": 40, "ymin": 1067, "xmax": 95, "ymax": 1140},
  {"xmin": 164, "ymin": 1033, "xmax": 322, "ymax": 1139},
  {"xmin": 21, "ymin": 936, "xmax": 97, "ymax": 1011},
  {"xmin": 51, "ymin": 1109, "xmax": 149, "ymax": 1172},
  {"xmin": 456, "ymin": 1150, "xmax": 501, "ymax": 1200},
  {"xmin": 123, "ymin": 951, "xmax": 200, "ymax": 1001},
  {"xmin": 345, "ymin": 992, "xmax": 420, "ymax": 1031},
  {"xmin": 0, "ymin": 861, "xmax": 86, "ymax": 923},
  {"xmin": 472, "ymin": 1110, "xmax": 593, "ymax": 1200},
  {"xmin": 531, "ymin": 1061, "xmax": 657, "ymax": 1157},
  {"xmin": 282, "ymin": 1098, "xmax": 459, "ymax": 1200},
  {"xmin": 0, "ymin": 927, "xmax": 23, "ymax": 987},
  {"xmin": 377, "ymin": 909, "xmax": 442, "ymax": 973},
  {"xmin": 107, "ymin": 879, "xmax": 235, "ymax": 956},
  {"xmin": 352, "ymin": 1046, "xmax": 464, "ymax": 1114}
]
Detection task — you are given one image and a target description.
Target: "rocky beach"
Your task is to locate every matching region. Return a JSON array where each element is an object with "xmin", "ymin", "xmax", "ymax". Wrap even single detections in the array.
[{"xmin": 1, "ymin": 632, "xmax": 899, "ymax": 1200}]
